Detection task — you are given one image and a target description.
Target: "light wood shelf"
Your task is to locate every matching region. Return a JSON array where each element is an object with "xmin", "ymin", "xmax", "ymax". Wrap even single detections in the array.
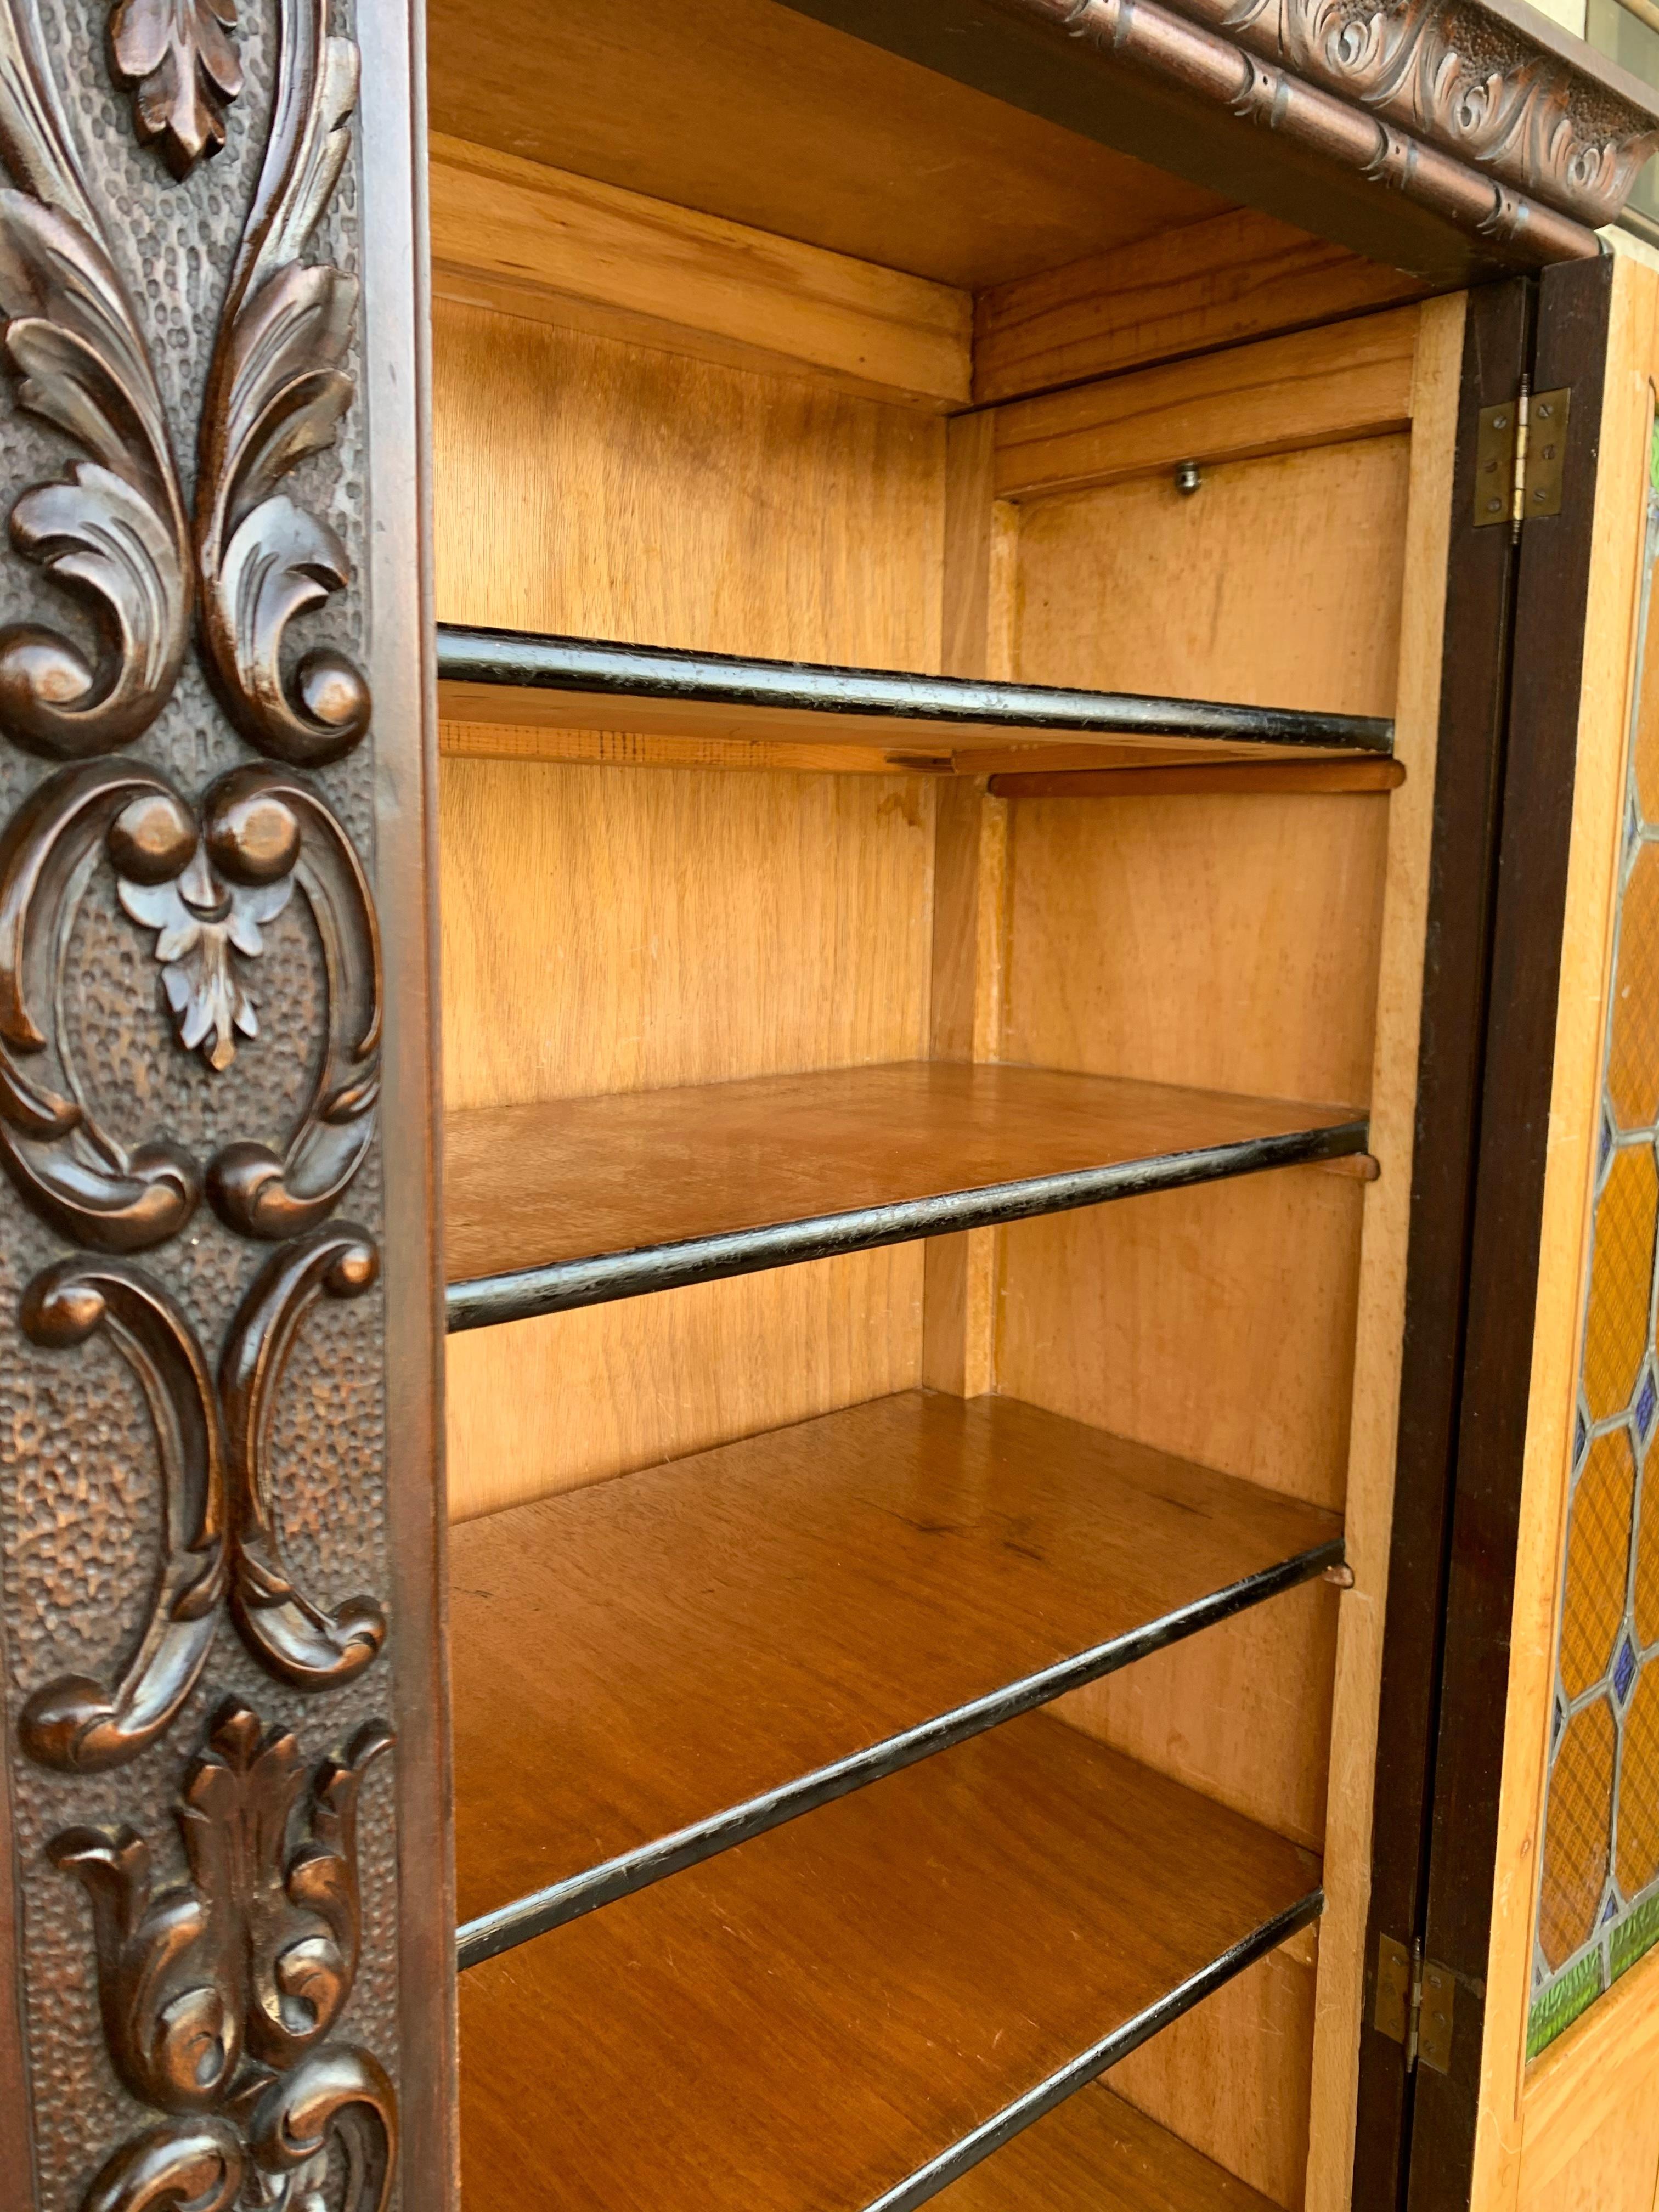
[
  {"xmin": 933, "ymin": 2085, "xmax": 1278, "ymax": 2211},
  {"xmin": 444, "ymin": 1062, "xmax": 1368, "ymax": 1329},
  {"xmin": 435, "ymin": 624, "xmax": 1394, "ymax": 759},
  {"xmin": 450, "ymin": 1389, "xmax": 1342, "ymax": 1953},
  {"xmin": 458, "ymin": 1710, "xmax": 1321, "ymax": 2212}
]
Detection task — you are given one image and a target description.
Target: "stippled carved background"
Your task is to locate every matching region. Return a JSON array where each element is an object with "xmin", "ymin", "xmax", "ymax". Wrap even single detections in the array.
[{"xmin": 0, "ymin": 0, "xmax": 404, "ymax": 2205}]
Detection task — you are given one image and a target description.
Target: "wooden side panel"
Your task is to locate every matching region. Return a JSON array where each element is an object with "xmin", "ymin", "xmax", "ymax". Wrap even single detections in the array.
[
  {"xmin": 1002, "ymin": 791, "xmax": 1390, "ymax": 1108},
  {"xmin": 1013, "ymin": 436, "xmax": 1410, "ymax": 718},
  {"xmin": 433, "ymin": 298, "xmax": 947, "ymax": 665},
  {"xmin": 1108, "ymin": 1948, "xmax": 1318, "ymax": 2211},
  {"xmin": 974, "ymin": 206, "xmax": 1430, "ymax": 406},
  {"xmin": 992, "ymin": 308, "xmax": 1419, "ymax": 505},
  {"xmin": 1066, "ymin": 1578, "xmax": 1340, "ymax": 1849},
  {"xmin": 1000, "ymin": 1171, "xmax": 1366, "ymax": 1513},
  {"xmin": 1307, "ymin": 293, "xmax": 1466, "ymax": 2212},
  {"xmin": 992, "ymin": 313, "xmax": 1427, "ymax": 2207}
]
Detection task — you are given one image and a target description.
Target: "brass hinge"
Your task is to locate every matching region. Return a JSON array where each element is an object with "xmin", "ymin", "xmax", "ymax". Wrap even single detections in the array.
[
  {"xmin": 1475, "ymin": 381, "xmax": 1571, "ymax": 535},
  {"xmin": 1375, "ymin": 1933, "xmax": 1455, "ymax": 2074}
]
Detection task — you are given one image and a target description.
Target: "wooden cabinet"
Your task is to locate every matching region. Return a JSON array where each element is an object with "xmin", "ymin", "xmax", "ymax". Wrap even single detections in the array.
[{"xmin": 3, "ymin": 2, "xmax": 1659, "ymax": 2210}]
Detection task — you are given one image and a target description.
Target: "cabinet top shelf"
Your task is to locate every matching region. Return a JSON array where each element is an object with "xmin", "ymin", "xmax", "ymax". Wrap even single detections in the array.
[{"xmin": 435, "ymin": 623, "xmax": 1395, "ymax": 756}]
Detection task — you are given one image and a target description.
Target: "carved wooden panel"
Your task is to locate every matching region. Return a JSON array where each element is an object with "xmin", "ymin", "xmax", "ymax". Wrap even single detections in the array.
[{"xmin": 0, "ymin": 0, "xmax": 447, "ymax": 2205}]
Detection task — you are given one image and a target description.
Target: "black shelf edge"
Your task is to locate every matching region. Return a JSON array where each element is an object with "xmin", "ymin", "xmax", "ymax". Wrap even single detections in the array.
[
  {"xmin": 455, "ymin": 1534, "xmax": 1343, "ymax": 1971},
  {"xmin": 436, "ymin": 624, "xmax": 1395, "ymax": 754},
  {"xmin": 445, "ymin": 1117, "xmax": 1371, "ymax": 1334},
  {"xmin": 860, "ymin": 1887, "xmax": 1325, "ymax": 2212}
]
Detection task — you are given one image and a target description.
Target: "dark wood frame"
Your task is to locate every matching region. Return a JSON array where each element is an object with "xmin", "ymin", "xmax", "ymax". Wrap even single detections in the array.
[{"xmin": 1354, "ymin": 254, "xmax": 1615, "ymax": 2211}]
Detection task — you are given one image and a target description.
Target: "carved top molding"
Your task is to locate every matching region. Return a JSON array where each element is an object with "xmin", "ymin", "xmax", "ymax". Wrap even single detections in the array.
[
  {"xmin": 973, "ymin": 0, "xmax": 1656, "ymax": 260},
  {"xmin": 1158, "ymin": 0, "xmax": 1659, "ymax": 227}
]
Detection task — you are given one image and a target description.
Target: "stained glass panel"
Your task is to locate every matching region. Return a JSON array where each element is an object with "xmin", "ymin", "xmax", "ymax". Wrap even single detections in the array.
[{"xmin": 1531, "ymin": 410, "xmax": 1659, "ymax": 2056}]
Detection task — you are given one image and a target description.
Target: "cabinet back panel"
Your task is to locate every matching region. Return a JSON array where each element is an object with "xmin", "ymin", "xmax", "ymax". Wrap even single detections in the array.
[
  {"xmin": 445, "ymin": 1250, "xmax": 924, "ymax": 1521},
  {"xmin": 1013, "ymin": 435, "xmax": 1409, "ymax": 718},
  {"xmin": 986, "ymin": 318, "xmax": 1417, "ymax": 2211},
  {"xmin": 1003, "ymin": 791, "xmax": 1389, "ymax": 1110},
  {"xmin": 433, "ymin": 299, "xmax": 946, "ymax": 667},
  {"xmin": 439, "ymin": 758, "xmax": 935, "ymax": 1110}
]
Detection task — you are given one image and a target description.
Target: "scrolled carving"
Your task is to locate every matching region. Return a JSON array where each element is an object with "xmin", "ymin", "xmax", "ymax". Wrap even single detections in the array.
[
  {"xmin": 242, "ymin": 2045, "xmax": 396, "ymax": 2212},
  {"xmin": 0, "ymin": 753, "xmax": 379, "ymax": 1256},
  {"xmin": 0, "ymin": 0, "xmax": 191, "ymax": 756},
  {"xmin": 17, "ymin": 1228, "xmax": 386, "ymax": 1764},
  {"xmin": 218, "ymin": 1227, "xmax": 386, "ymax": 1691},
  {"xmin": 0, "ymin": 757, "xmax": 203, "ymax": 1248},
  {"xmin": 201, "ymin": 766, "xmax": 382, "ymax": 1240},
  {"xmin": 109, "ymin": 0, "xmax": 243, "ymax": 180},
  {"xmin": 195, "ymin": 0, "xmax": 370, "ymax": 766},
  {"xmin": 53, "ymin": 1700, "xmax": 396, "ymax": 2212},
  {"xmin": 1160, "ymin": 0, "xmax": 1659, "ymax": 225},
  {"xmin": 17, "ymin": 1257, "xmax": 226, "ymax": 1772},
  {"xmin": 81, "ymin": 2121, "xmax": 245, "ymax": 2212}
]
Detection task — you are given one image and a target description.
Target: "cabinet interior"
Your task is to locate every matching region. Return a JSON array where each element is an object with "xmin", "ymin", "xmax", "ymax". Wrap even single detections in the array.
[{"xmin": 427, "ymin": 3, "xmax": 1450, "ymax": 2204}]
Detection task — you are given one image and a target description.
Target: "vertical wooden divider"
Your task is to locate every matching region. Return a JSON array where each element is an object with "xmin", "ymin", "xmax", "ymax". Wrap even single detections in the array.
[
  {"xmin": 926, "ymin": 413, "xmax": 1013, "ymax": 1396},
  {"xmin": 1304, "ymin": 289, "xmax": 1466, "ymax": 2212}
]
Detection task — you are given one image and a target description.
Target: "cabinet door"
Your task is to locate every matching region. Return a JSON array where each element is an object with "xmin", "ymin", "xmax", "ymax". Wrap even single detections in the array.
[
  {"xmin": 1355, "ymin": 256, "xmax": 1623, "ymax": 2211},
  {"xmin": 0, "ymin": 1, "xmax": 452, "ymax": 2205}
]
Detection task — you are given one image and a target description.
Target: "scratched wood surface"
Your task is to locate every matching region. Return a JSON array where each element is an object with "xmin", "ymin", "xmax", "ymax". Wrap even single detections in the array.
[
  {"xmin": 458, "ymin": 1713, "xmax": 1320, "ymax": 2211},
  {"xmin": 449, "ymin": 1389, "xmax": 1340, "ymax": 1923}
]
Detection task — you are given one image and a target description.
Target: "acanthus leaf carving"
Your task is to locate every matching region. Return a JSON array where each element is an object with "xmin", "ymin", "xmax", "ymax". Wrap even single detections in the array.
[
  {"xmin": 53, "ymin": 1700, "xmax": 396, "ymax": 2212},
  {"xmin": 17, "ymin": 1256, "xmax": 226, "ymax": 1773},
  {"xmin": 196, "ymin": 0, "xmax": 370, "ymax": 767},
  {"xmin": 109, "ymin": 0, "xmax": 244, "ymax": 180},
  {"xmin": 0, "ymin": 0, "xmax": 190, "ymax": 755}
]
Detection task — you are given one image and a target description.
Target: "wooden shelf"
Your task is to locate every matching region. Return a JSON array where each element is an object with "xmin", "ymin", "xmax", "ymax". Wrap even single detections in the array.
[
  {"xmin": 451, "ymin": 1390, "xmax": 1341, "ymax": 1954},
  {"xmin": 436, "ymin": 624, "xmax": 1395, "ymax": 757},
  {"xmin": 458, "ymin": 1711, "xmax": 1322, "ymax": 2212},
  {"xmin": 444, "ymin": 1062, "xmax": 1367, "ymax": 1329},
  {"xmin": 934, "ymin": 2085, "xmax": 1277, "ymax": 2212}
]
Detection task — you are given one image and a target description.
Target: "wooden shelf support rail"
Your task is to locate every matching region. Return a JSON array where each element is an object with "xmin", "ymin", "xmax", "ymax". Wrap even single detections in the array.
[{"xmin": 435, "ymin": 623, "xmax": 1396, "ymax": 754}]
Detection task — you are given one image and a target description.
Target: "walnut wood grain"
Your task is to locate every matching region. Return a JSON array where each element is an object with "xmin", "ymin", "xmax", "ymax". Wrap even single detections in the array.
[
  {"xmin": 443, "ymin": 1062, "xmax": 1363, "ymax": 1291},
  {"xmin": 449, "ymin": 1389, "xmax": 1341, "ymax": 1929},
  {"xmin": 934, "ymin": 2084, "xmax": 1277, "ymax": 2211},
  {"xmin": 457, "ymin": 1712, "xmax": 1321, "ymax": 2212}
]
